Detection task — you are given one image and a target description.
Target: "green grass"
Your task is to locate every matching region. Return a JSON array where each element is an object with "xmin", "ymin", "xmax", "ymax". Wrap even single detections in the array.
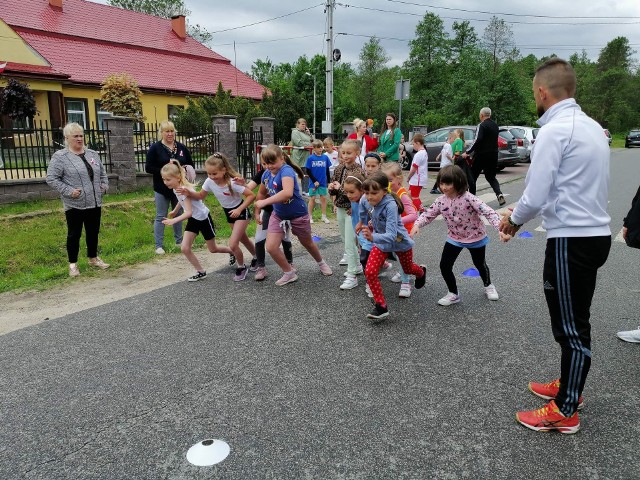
[
  {"xmin": 611, "ymin": 133, "xmax": 626, "ymax": 149},
  {"xmin": 0, "ymin": 187, "xmax": 256, "ymax": 293}
]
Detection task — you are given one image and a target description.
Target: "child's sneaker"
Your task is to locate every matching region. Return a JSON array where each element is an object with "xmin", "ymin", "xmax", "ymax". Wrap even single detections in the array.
[
  {"xmin": 254, "ymin": 266, "xmax": 268, "ymax": 281},
  {"xmin": 365, "ymin": 283, "xmax": 373, "ymax": 298},
  {"xmin": 321, "ymin": 215, "xmax": 330, "ymax": 224},
  {"xmin": 229, "ymin": 254, "xmax": 236, "ymax": 266},
  {"xmin": 249, "ymin": 258, "xmax": 259, "ymax": 272},
  {"xmin": 339, "ymin": 254, "xmax": 348, "ymax": 266},
  {"xmin": 367, "ymin": 303, "xmax": 389, "ymax": 321},
  {"xmin": 340, "ymin": 275, "xmax": 358, "ymax": 290},
  {"xmin": 414, "ymin": 265, "xmax": 427, "ymax": 289},
  {"xmin": 398, "ymin": 283, "xmax": 412, "ymax": 298},
  {"xmin": 188, "ymin": 271, "xmax": 207, "ymax": 282},
  {"xmin": 528, "ymin": 378, "xmax": 584, "ymax": 410},
  {"xmin": 484, "ymin": 284, "xmax": 499, "ymax": 300},
  {"xmin": 438, "ymin": 292, "xmax": 460, "ymax": 306},
  {"xmin": 382, "ymin": 261, "xmax": 393, "ymax": 270},
  {"xmin": 275, "ymin": 270, "xmax": 298, "ymax": 286},
  {"xmin": 233, "ymin": 265, "xmax": 248, "ymax": 282},
  {"xmin": 318, "ymin": 261, "xmax": 333, "ymax": 276},
  {"xmin": 516, "ymin": 400, "xmax": 580, "ymax": 434},
  {"xmin": 390, "ymin": 272, "xmax": 403, "ymax": 283}
]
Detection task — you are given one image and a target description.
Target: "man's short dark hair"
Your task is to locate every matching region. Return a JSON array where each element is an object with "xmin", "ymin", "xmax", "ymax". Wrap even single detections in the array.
[{"xmin": 535, "ymin": 57, "xmax": 576, "ymax": 99}]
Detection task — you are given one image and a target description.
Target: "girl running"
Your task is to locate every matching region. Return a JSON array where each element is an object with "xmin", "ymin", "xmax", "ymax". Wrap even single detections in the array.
[
  {"xmin": 161, "ymin": 160, "xmax": 234, "ymax": 282},
  {"xmin": 356, "ymin": 172, "xmax": 427, "ymax": 320},
  {"xmin": 411, "ymin": 165, "xmax": 510, "ymax": 306},
  {"xmin": 256, "ymin": 144, "xmax": 332, "ymax": 285},
  {"xmin": 179, "ymin": 153, "xmax": 257, "ymax": 281}
]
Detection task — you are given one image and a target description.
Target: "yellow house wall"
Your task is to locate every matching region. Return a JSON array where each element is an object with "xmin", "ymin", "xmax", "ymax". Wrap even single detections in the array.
[{"xmin": 0, "ymin": 20, "xmax": 49, "ymax": 66}]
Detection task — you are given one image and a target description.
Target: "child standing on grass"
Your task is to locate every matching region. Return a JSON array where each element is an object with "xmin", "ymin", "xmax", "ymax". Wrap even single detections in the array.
[
  {"xmin": 431, "ymin": 131, "xmax": 454, "ymax": 194},
  {"xmin": 305, "ymin": 139, "xmax": 331, "ymax": 224},
  {"xmin": 178, "ymin": 153, "xmax": 257, "ymax": 281},
  {"xmin": 329, "ymin": 139, "xmax": 365, "ymax": 290},
  {"xmin": 411, "ymin": 165, "xmax": 510, "ymax": 306},
  {"xmin": 357, "ymin": 172, "xmax": 427, "ymax": 320},
  {"xmin": 383, "ymin": 163, "xmax": 418, "ymax": 298},
  {"xmin": 161, "ymin": 160, "xmax": 235, "ymax": 282},
  {"xmin": 324, "ymin": 137, "xmax": 340, "ymax": 177},
  {"xmin": 407, "ymin": 133, "xmax": 428, "ymax": 210},
  {"xmin": 255, "ymin": 144, "xmax": 333, "ymax": 286}
]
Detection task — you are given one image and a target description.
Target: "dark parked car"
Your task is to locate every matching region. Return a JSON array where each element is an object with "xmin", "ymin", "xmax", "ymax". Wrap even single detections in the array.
[
  {"xmin": 625, "ymin": 129, "xmax": 640, "ymax": 148},
  {"xmin": 404, "ymin": 125, "xmax": 520, "ymax": 170}
]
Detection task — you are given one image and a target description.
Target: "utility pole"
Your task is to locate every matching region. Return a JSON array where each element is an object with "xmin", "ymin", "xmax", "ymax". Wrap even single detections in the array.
[{"xmin": 323, "ymin": 0, "xmax": 334, "ymax": 136}]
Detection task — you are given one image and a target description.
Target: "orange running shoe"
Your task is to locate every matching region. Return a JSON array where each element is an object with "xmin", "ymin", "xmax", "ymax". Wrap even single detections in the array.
[
  {"xmin": 516, "ymin": 400, "xmax": 580, "ymax": 434},
  {"xmin": 528, "ymin": 378, "xmax": 584, "ymax": 410}
]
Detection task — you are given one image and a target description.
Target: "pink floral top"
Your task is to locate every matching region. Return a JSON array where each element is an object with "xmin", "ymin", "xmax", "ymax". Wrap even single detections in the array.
[{"xmin": 416, "ymin": 191, "xmax": 501, "ymax": 243}]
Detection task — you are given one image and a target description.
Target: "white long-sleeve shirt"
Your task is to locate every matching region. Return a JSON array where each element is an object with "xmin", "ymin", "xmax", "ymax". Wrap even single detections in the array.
[{"xmin": 511, "ymin": 98, "xmax": 611, "ymax": 238}]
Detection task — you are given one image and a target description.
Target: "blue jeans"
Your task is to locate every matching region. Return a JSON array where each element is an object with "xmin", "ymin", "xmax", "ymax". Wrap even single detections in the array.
[{"xmin": 154, "ymin": 192, "xmax": 183, "ymax": 248}]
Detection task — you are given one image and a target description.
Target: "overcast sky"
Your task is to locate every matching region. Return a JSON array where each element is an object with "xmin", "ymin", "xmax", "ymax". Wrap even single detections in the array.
[{"xmin": 96, "ymin": 0, "xmax": 640, "ymax": 73}]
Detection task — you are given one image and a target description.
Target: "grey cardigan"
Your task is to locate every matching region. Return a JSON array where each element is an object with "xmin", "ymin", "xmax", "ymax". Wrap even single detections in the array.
[{"xmin": 46, "ymin": 148, "xmax": 108, "ymax": 211}]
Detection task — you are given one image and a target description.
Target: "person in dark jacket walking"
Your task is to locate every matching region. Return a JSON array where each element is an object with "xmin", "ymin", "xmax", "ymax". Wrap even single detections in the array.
[
  {"xmin": 463, "ymin": 107, "xmax": 505, "ymax": 204},
  {"xmin": 145, "ymin": 120, "xmax": 193, "ymax": 255},
  {"xmin": 46, "ymin": 122, "xmax": 110, "ymax": 277}
]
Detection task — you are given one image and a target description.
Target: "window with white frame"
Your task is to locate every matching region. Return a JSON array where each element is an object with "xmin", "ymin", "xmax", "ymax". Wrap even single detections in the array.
[{"xmin": 65, "ymin": 99, "xmax": 87, "ymax": 128}]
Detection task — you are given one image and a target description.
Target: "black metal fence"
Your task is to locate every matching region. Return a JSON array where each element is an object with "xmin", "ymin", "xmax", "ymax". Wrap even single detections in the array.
[
  {"xmin": 134, "ymin": 123, "xmax": 219, "ymax": 172},
  {"xmin": 0, "ymin": 121, "xmax": 111, "ymax": 180},
  {"xmin": 237, "ymin": 127, "xmax": 263, "ymax": 178}
]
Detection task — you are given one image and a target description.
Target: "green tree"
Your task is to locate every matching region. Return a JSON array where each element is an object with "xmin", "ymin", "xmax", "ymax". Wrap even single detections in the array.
[
  {"xmin": 100, "ymin": 73, "xmax": 145, "ymax": 121},
  {"xmin": 355, "ymin": 37, "xmax": 393, "ymax": 119},
  {"xmin": 451, "ymin": 20, "xmax": 479, "ymax": 62},
  {"xmin": 482, "ymin": 16, "xmax": 516, "ymax": 72}
]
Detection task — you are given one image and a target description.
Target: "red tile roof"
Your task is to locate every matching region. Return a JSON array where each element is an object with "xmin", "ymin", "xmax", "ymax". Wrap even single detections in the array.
[{"xmin": 1, "ymin": 0, "xmax": 266, "ymax": 100}]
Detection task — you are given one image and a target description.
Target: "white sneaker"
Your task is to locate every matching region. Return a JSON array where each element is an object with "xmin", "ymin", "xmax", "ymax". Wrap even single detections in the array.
[
  {"xmin": 438, "ymin": 292, "xmax": 461, "ymax": 306},
  {"xmin": 343, "ymin": 265, "xmax": 364, "ymax": 276},
  {"xmin": 339, "ymin": 255, "xmax": 348, "ymax": 266},
  {"xmin": 398, "ymin": 283, "xmax": 412, "ymax": 298},
  {"xmin": 484, "ymin": 284, "xmax": 499, "ymax": 301},
  {"xmin": 365, "ymin": 283, "xmax": 373, "ymax": 298},
  {"xmin": 322, "ymin": 216, "xmax": 330, "ymax": 224},
  {"xmin": 155, "ymin": 247, "xmax": 165, "ymax": 255},
  {"xmin": 340, "ymin": 275, "xmax": 358, "ymax": 290},
  {"xmin": 390, "ymin": 272, "xmax": 402, "ymax": 283},
  {"xmin": 617, "ymin": 326, "xmax": 640, "ymax": 343}
]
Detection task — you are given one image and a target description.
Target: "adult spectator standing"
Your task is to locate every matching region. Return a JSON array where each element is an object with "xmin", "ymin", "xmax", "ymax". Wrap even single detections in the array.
[
  {"xmin": 145, "ymin": 120, "xmax": 193, "ymax": 255},
  {"xmin": 291, "ymin": 118, "xmax": 313, "ymax": 191},
  {"xmin": 616, "ymin": 183, "xmax": 640, "ymax": 343},
  {"xmin": 500, "ymin": 58, "xmax": 611, "ymax": 433},
  {"xmin": 377, "ymin": 113, "xmax": 402, "ymax": 163},
  {"xmin": 46, "ymin": 122, "xmax": 110, "ymax": 277},
  {"xmin": 463, "ymin": 107, "xmax": 505, "ymax": 204},
  {"xmin": 348, "ymin": 118, "xmax": 378, "ymax": 165}
]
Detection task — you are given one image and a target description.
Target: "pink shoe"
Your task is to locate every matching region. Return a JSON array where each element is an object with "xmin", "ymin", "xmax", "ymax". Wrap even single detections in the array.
[{"xmin": 318, "ymin": 261, "xmax": 333, "ymax": 276}]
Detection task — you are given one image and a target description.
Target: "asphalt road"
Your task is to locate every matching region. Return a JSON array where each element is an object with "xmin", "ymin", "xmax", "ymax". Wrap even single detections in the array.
[{"xmin": 1, "ymin": 150, "xmax": 639, "ymax": 479}]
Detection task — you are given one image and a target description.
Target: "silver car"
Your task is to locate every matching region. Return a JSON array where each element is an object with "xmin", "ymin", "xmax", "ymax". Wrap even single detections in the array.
[{"xmin": 501, "ymin": 126, "xmax": 536, "ymax": 163}]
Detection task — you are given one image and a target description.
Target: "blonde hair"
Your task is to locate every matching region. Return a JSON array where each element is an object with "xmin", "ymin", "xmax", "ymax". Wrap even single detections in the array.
[
  {"xmin": 205, "ymin": 152, "xmax": 241, "ymax": 196},
  {"xmin": 63, "ymin": 122, "xmax": 84, "ymax": 145},
  {"xmin": 323, "ymin": 137, "xmax": 334, "ymax": 148},
  {"xmin": 382, "ymin": 162, "xmax": 403, "ymax": 180},
  {"xmin": 160, "ymin": 160, "xmax": 196, "ymax": 188},
  {"xmin": 341, "ymin": 138, "xmax": 360, "ymax": 152},
  {"xmin": 312, "ymin": 139, "xmax": 324, "ymax": 149},
  {"xmin": 353, "ymin": 118, "xmax": 366, "ymax": 130},
  {"xmin": 158, "ymin": 120, "xmax": 176, "ymax": 137}
]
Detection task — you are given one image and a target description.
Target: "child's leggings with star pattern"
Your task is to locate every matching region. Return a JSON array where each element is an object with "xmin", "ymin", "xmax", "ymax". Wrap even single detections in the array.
[{"xmin": 365, "ymin": 246, "xmax": 424, "ymax": 307}]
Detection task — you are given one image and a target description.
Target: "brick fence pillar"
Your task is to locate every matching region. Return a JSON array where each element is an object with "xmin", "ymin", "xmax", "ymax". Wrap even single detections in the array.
[
  {"xmin": 104, "ymin": 116, "xmax": 136, "ymax": 193},
  {"xmin": 252, "ymin": 117, "xmax": 275, "ymax": 146},
  {"xmin": 212, "ymin": 115, "xmax": 238, "ymax": 170}
]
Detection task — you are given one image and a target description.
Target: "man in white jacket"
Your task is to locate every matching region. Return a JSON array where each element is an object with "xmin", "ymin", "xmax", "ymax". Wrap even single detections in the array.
[{"xmin": 500, "ymin": 58, "xmax": 611, "ymax": 434}]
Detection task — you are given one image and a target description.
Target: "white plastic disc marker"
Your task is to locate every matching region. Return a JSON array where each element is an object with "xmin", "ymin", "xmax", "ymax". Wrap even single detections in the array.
[{"xmin": 186, "ymin": 439, "xmax": 230, "ymax": 466}]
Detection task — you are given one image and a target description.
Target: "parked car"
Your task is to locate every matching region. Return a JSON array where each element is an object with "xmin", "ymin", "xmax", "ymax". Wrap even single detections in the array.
[
  {"xmin": 501, "ymin": 126, "xmax": 535, "ymax": 162},
  {"xmin": 625, "ymin": 129, "xmax": 640, "ymax": 148},
  {"xmin": 603, "ymin": 129, "xmax": 612, "ymax": 146},
  {"xmin": 404, "ymin": 125, "xmax": 519, "ymax": 171}
]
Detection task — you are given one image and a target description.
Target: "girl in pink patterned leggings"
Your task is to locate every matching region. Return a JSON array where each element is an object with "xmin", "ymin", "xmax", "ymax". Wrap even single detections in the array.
[{"xmin": 356, "ymin": 172, "xmax": 427, "ymax": 321}]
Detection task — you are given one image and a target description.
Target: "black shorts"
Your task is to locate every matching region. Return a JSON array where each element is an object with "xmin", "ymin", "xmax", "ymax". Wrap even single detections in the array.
[
  {"xmin": 185, "ymin": 214, "xmax": 216, "ymax": 240},
  {"xmin": 223, "ymin": 204, "xmax": 251, "ymax": 223}
]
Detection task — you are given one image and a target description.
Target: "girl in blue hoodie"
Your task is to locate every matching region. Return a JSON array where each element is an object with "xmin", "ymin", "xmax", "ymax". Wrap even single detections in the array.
[{"xmin": 356, "ymin": 172, "xmax": 427, "ymax": 320}]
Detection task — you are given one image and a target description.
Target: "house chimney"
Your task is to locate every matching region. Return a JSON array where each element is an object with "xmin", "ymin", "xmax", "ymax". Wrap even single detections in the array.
[
  {"xmin": 171, "ymin": 15, "xmax": 186, "ymax": 39},
  {"xmin": 49, "ymin": 0, "xmax": 63, "ymax": 9}
]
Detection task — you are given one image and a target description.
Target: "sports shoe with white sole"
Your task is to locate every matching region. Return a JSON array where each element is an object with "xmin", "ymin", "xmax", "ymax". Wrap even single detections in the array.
[
  {"xmin": 616, "ymin": 326, "xmax": 640, "ymax": 343},
  {"xmin": 398, "ymin": 283, "xmax": 412, "ymax": 298},
  {"xmin": 275, "ymin": 270, "xmax": 298, "ymax": 286},
  {"xmin": 318, "ymin": 261, "xmax": 333, "ymax": 276},
  {"xmin": 528, "ymin": 378, "xmax": 584, "ymax": 410},
  {"xmin": 516, "ymin": 400, "xmax": 580, "ymax": 434},
  {"xmin": 339, "ymin": 255, "xmax": 348, "ymax": 266},
  {"xmin": 438, "ymin": 292, "xmax": 461, "ymax": 306},
  {"xmin": 365, "ymin": 283, "xmax": 373, "ymax": 298},
  {"xmin": 343, "ymin": 265, "xmax": 364, "ymax": 276},
  {"xmin": 233, "ymin": 266, "xmax": 248, "ymax": 282},
  {"xmin": 188, "ymin": 271, "xmax": 207, "ymax": 282},
  {"xmin": 340, "ymin": 275, "xmax": 358, "ymax": 290},
  {"xmin": 367, "ymin": 303, "xmax": 389, "ymax": 321},
  {"xmin": 390, "ymin": 272, "xmax": 402, "ymax": 283},
  {"xmin": 484, "ymin": 284, "xmax": 499, "ymax": 300},
  {"xmin": 155, "ymin": 247, "xmax": 165, "ymax": 255}
]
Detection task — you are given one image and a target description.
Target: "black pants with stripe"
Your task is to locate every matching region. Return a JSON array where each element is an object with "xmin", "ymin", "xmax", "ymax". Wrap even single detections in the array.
[{"xmin": 543, "ymin": 236, "xmax": 611, "ymax": 416}]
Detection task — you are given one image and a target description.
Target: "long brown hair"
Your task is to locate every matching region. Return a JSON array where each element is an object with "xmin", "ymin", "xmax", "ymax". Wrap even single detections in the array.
[{"xmin": 261, "ymin": 144, "xmax": 304, "ymax": 180}]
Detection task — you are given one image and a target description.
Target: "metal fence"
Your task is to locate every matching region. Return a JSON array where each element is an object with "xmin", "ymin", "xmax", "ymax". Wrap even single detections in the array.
[
  {"xmin": 237, "ymin": 127, "xmax": 263, "ymax": 179},
  {"xmin": 0, "ymin": 121, "xmax": 111, "ymax": 180},
  {"xmin": 134, "ymin": 123, "xmax": 219, "ymax": 172}
]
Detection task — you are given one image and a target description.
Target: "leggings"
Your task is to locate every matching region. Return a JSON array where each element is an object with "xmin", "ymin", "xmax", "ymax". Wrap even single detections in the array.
[
  {"xmin": 255, "ymin": 209, "xmax": 292, "ymax": 267},
  {"xmin": 440, "ymin": 242, "xmax": 490, "ymax": 294},
  {"xmin": 409, "ymin": 185, "xmax": 423, "ymax": 211},
  {"xmin": 365, "ymin": 246, "xmax": 424, "ymax": 307},
  {"xmin": 65, "ymin": 207, "xmax": 102, "ymax": 263}
]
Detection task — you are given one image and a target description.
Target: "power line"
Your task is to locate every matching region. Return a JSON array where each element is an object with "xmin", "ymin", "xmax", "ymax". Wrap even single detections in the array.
[
  {"xmin": 211, "ymin": 33, "xmax": 324, "ymax": 47},
  {"xmin": 385, "ymin": 0, "xmax": 640, "ymax": 20},
  {"xmin": 209, "ymin": 4, "xmax": 324, "ymax": 34}
]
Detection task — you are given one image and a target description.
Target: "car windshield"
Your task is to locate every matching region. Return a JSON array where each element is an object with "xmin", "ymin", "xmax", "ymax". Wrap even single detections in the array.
[
  {"xmin": 499, "ymin": 130, "xmax": 515, "ymax": 140},
  {"xmin": 630, "ymin": 130, "xmax": 640, "ymax": 135},
  {"xmin": 532, "ymin": 128, "xmax": 540, "ymax": 138},
  {"xmin": 509, "ymin": 129, "xmax": 526, "ymax": 139}
]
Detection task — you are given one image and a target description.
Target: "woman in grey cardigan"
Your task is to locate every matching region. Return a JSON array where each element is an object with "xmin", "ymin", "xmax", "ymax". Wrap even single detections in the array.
[{"xmin": 46, "ymin": 122, "xmax": 110, "ymax": 277}]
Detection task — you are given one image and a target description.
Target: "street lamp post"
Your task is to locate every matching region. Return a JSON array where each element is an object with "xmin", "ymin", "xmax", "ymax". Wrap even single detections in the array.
[{"xmin": 305, "ymin": 72, "xmax": 316, "ymax": 136}]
